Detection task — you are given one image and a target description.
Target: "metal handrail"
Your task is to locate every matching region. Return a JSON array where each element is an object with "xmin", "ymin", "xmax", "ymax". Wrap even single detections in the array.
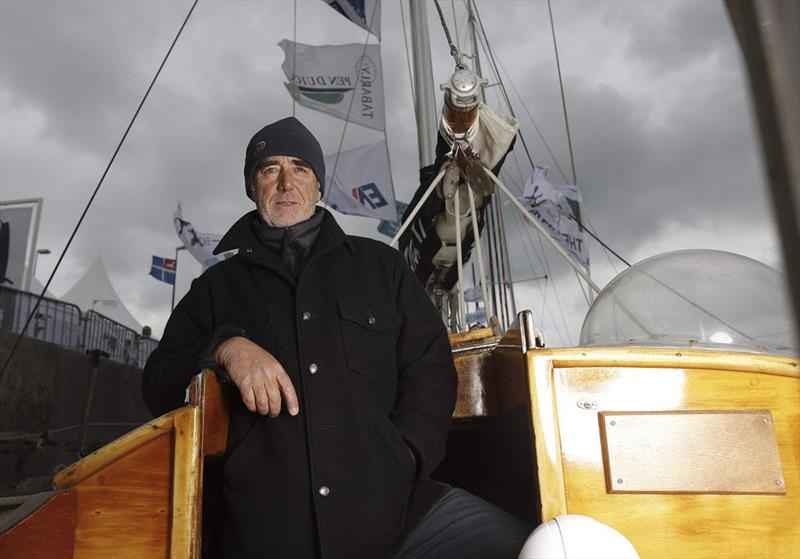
[{"xmin": 0, "ymin": 286, "xmax": 158, "ymax": 368}]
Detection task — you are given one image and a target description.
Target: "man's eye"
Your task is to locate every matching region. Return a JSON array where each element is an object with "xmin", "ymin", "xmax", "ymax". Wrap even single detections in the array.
[
  {"xmin": 260, "ymin": 166, "xmax": 279, "ymax": 175},
  {"xmin": 295, "ymin": 167, "xmax": 308, "ymax": 173}
]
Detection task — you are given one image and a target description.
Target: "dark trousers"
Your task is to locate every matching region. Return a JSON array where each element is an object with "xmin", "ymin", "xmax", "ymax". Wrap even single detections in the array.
[{"xmin": 390, "ymin": 487, "xmax": 531, "ymax": 559}]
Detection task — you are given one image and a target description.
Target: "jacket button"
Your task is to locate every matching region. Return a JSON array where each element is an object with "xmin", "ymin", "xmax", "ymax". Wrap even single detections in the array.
[
  {"xmin": 368, "ymin": 316, "xmax": 376, "ymax": 325},
  {"xmin": 302, "ymin": 311, "xmax": 312, "ymax": 321},
  {"xmin": 318, "ymin": 485, "xmax": 330, "ymax": 497},
  {"xmin": 309, "ymin": 363, "xmax": 319, "ymax": 374}
]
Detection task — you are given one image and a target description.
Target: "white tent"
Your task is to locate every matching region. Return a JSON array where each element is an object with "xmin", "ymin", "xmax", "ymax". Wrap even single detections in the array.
[{"xmin": 60, "ymin": 256, "xmax": 142, "ymax": 332}]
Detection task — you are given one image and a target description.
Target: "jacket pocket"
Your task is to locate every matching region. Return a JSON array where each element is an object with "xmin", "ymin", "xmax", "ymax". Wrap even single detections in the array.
[{"xmin": 339, "ymin": 299, "xmax": 397, "ymax": 381}]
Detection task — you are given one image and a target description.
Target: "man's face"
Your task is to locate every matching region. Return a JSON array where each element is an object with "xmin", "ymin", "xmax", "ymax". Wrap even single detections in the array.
[{"xmin": 251, "ymin": 155, "xmax": 321, "ymax": 227}]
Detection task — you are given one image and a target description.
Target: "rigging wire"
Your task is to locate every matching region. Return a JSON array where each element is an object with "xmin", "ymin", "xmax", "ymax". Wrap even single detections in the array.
[
  {"xmin": 470, "ymin": 0, "xmax": 534, "ymax": 168},
  {"xmin": 399, "ymin": 1, "xmax": 417, "ymax": 117},
  {"xmin": 322, "ymin": 6, "xmax": 380, "ymax": 209},
  {"xmin": 472, "ymin": 2, "xmax": 631, "ymax": 268},
  {"xmin": 0, "ymin": 0, "xmax": 199, "ymax": 381},
  {"xmin": 547, "ymin": 0, "xmax": 578, "ymax": 186},
  {"xmin": 504, "ymin": 184, "xmax": 570, "ymax": 346},
  {"xmin": 450, "ymin": 0, "xmax": 461, "ymax": 53},
  {"xmin": 432, "ymin": 0, "xmax": 464, "ymax": 68},
  {"xmin": 292, "ymin": 0, "xmax": 297, "ymax": 117}
]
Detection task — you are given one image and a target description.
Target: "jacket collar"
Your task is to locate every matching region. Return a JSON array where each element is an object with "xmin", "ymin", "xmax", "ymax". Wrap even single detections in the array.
[{"xmin": 214, "ymin": 207, "xmax": 353, "ymax": 256}]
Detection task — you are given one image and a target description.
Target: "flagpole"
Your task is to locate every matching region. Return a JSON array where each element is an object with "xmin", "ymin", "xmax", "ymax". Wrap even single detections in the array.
[{"xmin": 172, "ymin": 246, "xmax": 186, "ymax": 311}]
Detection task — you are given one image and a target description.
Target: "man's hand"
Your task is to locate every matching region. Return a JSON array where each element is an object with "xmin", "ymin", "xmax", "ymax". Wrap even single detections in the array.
[{"xmin": 213, "ymin": 336, "xmax": 299, "ymax": 417}]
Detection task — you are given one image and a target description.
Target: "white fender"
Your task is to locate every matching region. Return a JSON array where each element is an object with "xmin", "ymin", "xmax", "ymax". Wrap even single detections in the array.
[{"xmin": 518, "ymin": 514, "xmax": 639, "ymax": 559}]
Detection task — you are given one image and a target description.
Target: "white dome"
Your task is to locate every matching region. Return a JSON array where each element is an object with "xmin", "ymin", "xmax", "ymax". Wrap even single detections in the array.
[
  {"xmin": 580, "ymin": 250, "xmax": 795, "ymax": 355},
  {"xmin": 518, "ymin": 514, "xmax": 639, "ymax": 559}
]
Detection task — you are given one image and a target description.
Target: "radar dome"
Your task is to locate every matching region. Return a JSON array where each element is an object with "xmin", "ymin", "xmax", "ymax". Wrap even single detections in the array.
[{"xmin": 579, "ymin": 250, "xmax": 796, "ymax": 355}]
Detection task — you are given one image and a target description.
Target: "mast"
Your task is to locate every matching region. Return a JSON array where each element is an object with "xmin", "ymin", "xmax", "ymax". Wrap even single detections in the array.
[{"xmin": 409, "ymin": 1, "xmax": 437, "ymax": 168}]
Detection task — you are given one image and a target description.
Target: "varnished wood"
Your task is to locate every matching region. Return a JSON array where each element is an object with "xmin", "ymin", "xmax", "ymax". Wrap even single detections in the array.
[
  {"xmin": 171, "ymin": 407, "xmax": 202, "ymax": 559},
  {"xmin": 0, "ymin": 491, "xmax": 77, "ymax": 558},
  {"xmin": 190, "ymin": 369, "xmax": 229, "ymax": 457},
  {"xmin": 72, "ymin": 431, "xmax": 172, "ymax": 557},
  {"xmin": 527, "ymin": 346, "xmax": 800, "ymax": 559},
  {"xmin": 54, "ymin": 414, "xmax": 175, "ymax": 489},
  {"xmin": 453, "ymin": 350, "xmax": 497, "ymax": 417},
  {"xmin": 527, "ymin": 354, "xmax": 567, "ymax": 519},
  {"xmin": 599, "ymin": 410, "xmax": 785, "ymax": 494},
  {"xmin": 449, "ymin": 326, "xmax": 496, "ymax": 347},
  {"xmin": 2, "ymin": 371, "xmax": 229, "ymax": 558}
]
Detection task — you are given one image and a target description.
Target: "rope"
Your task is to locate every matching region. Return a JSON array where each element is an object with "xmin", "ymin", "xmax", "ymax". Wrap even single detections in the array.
[
  {"xmin": 433, "ymin": 0, "xmax": 464, "ymax": 68},
  {"xmin": 0, "ymin": 0, "xmax": 199, "ymax": 381}
]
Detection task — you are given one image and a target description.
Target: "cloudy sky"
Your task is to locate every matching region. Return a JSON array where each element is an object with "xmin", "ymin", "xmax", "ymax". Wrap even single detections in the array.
[{"xmin": 0, "ymin": 0, "xmax": 788, "ymax": 345}]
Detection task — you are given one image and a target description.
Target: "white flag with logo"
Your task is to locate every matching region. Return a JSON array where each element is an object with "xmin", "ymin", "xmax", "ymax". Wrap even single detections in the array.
[
  {"xmin": 324, "ymin": 140, "xmax": 397, "ymax": 222},
  {"xmin": 321, "ymin": 0, "xmax": 381, "ymax": 39},
  {"xmin": 173, "ymin": 204, "xmax": 235, "ymax": 270},
  {"xmin": 520, "ymin": 166, "xmax": 589, "ymax": 270},
  {"xmin": 279, "ymin": 40, "xmax": 385, "ymax": 131}
]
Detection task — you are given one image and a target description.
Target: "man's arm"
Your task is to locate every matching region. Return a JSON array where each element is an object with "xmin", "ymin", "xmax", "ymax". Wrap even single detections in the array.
[
  {"xmin": 390, "ymin": 252, "xmax": 458, "ymax": 479},
  {"xmin": 142, "ymin": 275, "xmax": 300, "ymax": 419}
]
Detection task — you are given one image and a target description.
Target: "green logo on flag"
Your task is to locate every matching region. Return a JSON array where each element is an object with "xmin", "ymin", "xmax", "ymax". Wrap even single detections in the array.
[{"xmin": 298, "ymin": 86, "xmax": 353, "ymax": 104}]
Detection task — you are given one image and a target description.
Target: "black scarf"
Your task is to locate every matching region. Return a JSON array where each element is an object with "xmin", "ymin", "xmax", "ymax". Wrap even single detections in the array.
[{"xmin": 250, "ymin": 207, "xmax": 325, "ymax": 277}]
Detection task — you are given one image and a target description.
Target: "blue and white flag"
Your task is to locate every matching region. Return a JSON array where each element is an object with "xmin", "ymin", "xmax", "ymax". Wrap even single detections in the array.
[
  {"xmin": 174, "ymin": 204, "xmax": 235, "ymax": 270},
  {"xmin": 466, "ymin": 308, "xmax": 487, "ymax": 325},
  {"xmin": 280, "ymin": 40, "xmax": 385, "ymax": 131},
  {"xmin": 520, "ymin": 166, "xmax": 589, "ymax": 271},
  {"xmin": 324, "ymin": 140, "xmax": 398, "ymax": 222},
  {"xmin": 321, "ymin": 0, "xmax": 381, "ymax": 39},
  {"xmin": 149, "ymin": 256, "xmax": 176, "ymax": 285}
]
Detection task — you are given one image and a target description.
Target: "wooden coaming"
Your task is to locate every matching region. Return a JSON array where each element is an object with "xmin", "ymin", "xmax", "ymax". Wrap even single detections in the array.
[
  {"xmin": 0, "ymin": 371, "xmax": 226, "ymax": 558},
  {"xmin": 527, "ymin": 346, "xmax": 800, "ymax": 559}
]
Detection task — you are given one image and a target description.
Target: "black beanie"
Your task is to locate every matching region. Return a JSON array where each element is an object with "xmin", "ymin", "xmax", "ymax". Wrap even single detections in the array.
[{"xmin": 244, "ymin": 117, "xmax": 325, "ymax": 199}]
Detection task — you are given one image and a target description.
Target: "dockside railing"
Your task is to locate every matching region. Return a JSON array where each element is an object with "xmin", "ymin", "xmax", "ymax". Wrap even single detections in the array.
[{"xmin": 0, "ymin": 286, "xmax": 158, "ymax": 368}]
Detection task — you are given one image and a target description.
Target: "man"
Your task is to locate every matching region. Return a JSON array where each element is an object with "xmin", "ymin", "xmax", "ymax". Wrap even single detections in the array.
[{"xmin": 143, "ymin": 117, "xmax": 529, "ymax": 558}]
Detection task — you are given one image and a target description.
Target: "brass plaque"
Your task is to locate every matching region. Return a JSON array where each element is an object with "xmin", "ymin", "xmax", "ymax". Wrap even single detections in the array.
[{"xmin": 599, "ymin": 411, "xmax": 786, "ymax": 494}]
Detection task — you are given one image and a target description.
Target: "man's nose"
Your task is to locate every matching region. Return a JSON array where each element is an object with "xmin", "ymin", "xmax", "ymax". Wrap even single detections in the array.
[{"xmin": 277, "ymin": 168, "xmax": 295, "ymax": 191}]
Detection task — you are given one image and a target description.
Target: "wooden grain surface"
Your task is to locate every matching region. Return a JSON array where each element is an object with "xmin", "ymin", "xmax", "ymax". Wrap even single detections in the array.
[
  {"xmin": 528, "ymin": 347, "xmax": 799, "ymax": 559},
  {"xmin": 72, "ymin": 431, "xmax": 172, "ymax": 558},
  {"xmin": 54, "ymin": 414, "xmax": 174, "ymax": 490},
  {"xmin": 170, "ymin": 407, "xmax": 201, "ymax": 559},
  {"xmin": 193, "ymin": 371, "xmax": 230, "ymax": 457},
  {"xmin": 0, "ymin": 490, "xmax": 77, "ymax": 558}
]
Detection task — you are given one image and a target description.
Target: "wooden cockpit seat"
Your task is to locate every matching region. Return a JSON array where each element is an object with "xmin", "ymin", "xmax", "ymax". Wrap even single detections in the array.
[{"xmin": 0, "ymin": 371, "xmax": 228, "ymax": 558}]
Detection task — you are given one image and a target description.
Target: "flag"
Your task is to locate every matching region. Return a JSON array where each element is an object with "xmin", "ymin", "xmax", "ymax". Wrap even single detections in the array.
[
  {"xmin": 279, "ymin": 40, "xmax": 386, "ymax": 131},
  {"xmin": 466, "ymin": 308, "xmax": 487, "ymax": 325},
  {"xmin": 521, "ymin": 166, "xmax": 590, "ymax": 270},
  {"xmin": 377, "ymin": 201, "xmax": 409, "ymax": 237},
  {"xmin": 173, "ymin": 204, "xmax": 234, "ymax": 270},
  {"xmin": 321, "ymin": 0, "xmax": 381, "ymax": 39},
  {"xmin": 149, "ymin": 256, "xmax": 176, "ymax": 285},
  {"xmin": 464, "ymin": 285, "xmax": 484, "ymax": 303},
  {"xmin": 324, "ymin": 140, "xmax": 397, "ymax": 222}
]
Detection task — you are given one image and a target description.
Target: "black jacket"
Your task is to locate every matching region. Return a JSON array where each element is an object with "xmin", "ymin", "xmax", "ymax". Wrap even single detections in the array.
[{"xmin": 142, "ymin": 209, "xmax": 457, "ymax": 558}]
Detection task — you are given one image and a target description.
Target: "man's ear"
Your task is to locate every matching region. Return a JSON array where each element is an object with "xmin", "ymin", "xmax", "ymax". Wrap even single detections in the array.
[{"xmin": 316, "ymin": 184, "xmax": 322, "ymax": 202}]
